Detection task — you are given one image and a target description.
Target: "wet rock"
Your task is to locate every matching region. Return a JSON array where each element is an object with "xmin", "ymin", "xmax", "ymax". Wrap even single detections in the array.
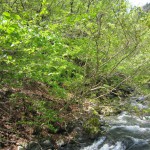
[
  {"xmin": 17, "ymin": 142, "xmax": 27, "ymax": 150},
  {"xmin": 26, "ymin": 140, "xmax": 53, "ymax": 150},
  {"xmin": 58, "ymin": 127, "xmax": 100, "ymax": 150},
  {"xmin": 41, "ymin": 140, "xmax": 52, "ymax": 146},
  {"xmin": 56, "ymin": 139, "xmax": 65, "ymax": 147},
  {"xmin": 26, "ymin": 142, "xmax": 41, "ymax": 150},
  {"xmin": 136, "ymin": 95, "xmax": 149, "ymax": 102},
  {"xmin": 18, "ymin": 146, "xmax": 26, "ymax": 150}
]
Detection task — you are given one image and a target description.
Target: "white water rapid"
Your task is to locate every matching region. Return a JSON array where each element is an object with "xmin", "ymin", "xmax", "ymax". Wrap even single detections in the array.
[{"xmin": 81, "ymin": 98, "xmax": 150, "ymax": 150}]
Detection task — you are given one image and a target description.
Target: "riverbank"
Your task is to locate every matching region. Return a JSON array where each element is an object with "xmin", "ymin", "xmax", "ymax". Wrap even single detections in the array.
[{"xmin": 1, "ymin": 78, "xmax": 146, "ymax": 150}]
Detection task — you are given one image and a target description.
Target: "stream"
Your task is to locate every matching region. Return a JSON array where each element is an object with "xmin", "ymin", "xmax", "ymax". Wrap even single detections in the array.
[
  {"xmin": 81, "ymin": 96, "xmax": 150, "ymax": 150},
  {"xmin": 25, "ymin": 96, "xmax": 150, "ymax": 150}
]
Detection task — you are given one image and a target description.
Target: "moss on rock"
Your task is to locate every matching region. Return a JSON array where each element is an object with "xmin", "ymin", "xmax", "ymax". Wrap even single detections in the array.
[{"xmin": 83, "ymin": 117, "xmax": 101, "ymax": 135}]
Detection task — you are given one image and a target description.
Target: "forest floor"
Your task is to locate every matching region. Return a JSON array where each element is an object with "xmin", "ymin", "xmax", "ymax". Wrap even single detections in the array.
[{"xmin": 0, "ymin": 84, "xmax": 97, "ymax": 149}]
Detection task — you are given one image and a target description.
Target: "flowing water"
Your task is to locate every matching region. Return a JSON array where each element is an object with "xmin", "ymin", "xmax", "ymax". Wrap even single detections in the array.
[{"xmin": 81, "ymin": 97, "xmax": 150, "ymax": 150}]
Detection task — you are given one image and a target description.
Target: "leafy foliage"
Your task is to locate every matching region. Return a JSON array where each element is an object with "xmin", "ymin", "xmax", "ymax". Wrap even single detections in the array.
[
  {"xmin": 0, "ymin": 0, "xmax": 150, "ymax": 146},
  {"xmin": 143, "ymin": 3, "xmax": 150, "ymax": 12}
]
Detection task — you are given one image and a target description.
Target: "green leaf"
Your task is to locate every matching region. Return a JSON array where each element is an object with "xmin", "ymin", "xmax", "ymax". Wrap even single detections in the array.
[
  {"xmin": 3, "ymin": 12, "xmax": 11, "ymax": 18},
  {"xmin": 7, "ymin": 56, "xmax": 12, "ymax": 60},
  {"xmin": 6, "ymin": 27, "xmax": 15, "ymax": 34},
  {"xmin": 13, "ymin": 14, "xmax": 21, "ymax": 20}
]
